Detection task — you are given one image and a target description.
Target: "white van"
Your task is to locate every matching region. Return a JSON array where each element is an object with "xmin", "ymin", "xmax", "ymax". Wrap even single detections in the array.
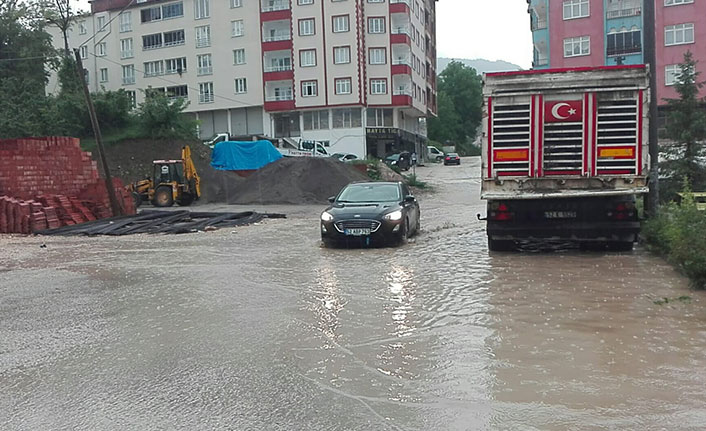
[{"xmin": 427, "ymin": 146, "xmax": 445, "ymax": 162}]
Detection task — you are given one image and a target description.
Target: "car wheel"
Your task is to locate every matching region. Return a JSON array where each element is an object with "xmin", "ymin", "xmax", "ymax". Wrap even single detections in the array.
[
  {"xmin": 488, "ymin": 237, "xmax": 515, "ymax": 252},
  {"xmin": 152, "ymin": 186, "xmax": 174, "ymax": 207},
  {"xmin": 607, "ymin": 241, "xmax": 634, "ymax": 252},
  {"xmin": 322, "ymin": 238, "xmax": 337, "ymax": 248},
  {"xmin": 436, "ymin": 156, "xmax": 443, "ymax": 162}
]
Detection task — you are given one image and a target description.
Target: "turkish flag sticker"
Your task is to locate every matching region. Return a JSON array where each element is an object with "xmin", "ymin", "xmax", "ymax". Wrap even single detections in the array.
[{"xmin": 545, "ymin": 101, "xmax": 583, "ymax": 123}]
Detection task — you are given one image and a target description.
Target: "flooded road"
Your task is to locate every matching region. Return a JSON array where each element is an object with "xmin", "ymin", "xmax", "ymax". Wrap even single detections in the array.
[{"xmin": 2, "ymin": 158, "xmax": 705, "ymax": 430}]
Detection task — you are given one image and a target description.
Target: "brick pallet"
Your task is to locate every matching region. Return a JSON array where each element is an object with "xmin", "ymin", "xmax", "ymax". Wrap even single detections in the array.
[{"xmin": 0, "ymin": 137, "xmax": 135, "ymax": 234}]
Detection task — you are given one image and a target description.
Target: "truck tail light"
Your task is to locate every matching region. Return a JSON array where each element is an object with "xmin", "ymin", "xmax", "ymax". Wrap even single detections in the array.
[
  {"xmin": 489, "ymin": 202, "xmax": 513, "ymax": 221},
  {"xmin": 607, "ymin": 202, "xmax": 635, "ymax": 220}
]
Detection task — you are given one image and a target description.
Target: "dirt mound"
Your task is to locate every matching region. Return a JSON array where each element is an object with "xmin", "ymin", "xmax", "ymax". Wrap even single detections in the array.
[{"xmin": 226, "ymin": 157, "xmax": 368, "ymax": 205}]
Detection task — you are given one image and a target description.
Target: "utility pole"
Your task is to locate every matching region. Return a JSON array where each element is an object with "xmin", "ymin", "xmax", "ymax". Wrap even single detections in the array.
[
  {"xmin": 643, "ymin": 0, "xmax": 660, "ymax": 216},
  {"xmin": 73, "ymin": 49, "xmax": 123, "ymax": 216}
]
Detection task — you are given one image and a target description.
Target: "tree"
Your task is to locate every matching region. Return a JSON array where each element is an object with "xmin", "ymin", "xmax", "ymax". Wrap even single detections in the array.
[
  {"xmin": 427, "ymin": 61, "xmax": 483, "ymax": 155},
  {"xmin": 137, "ymin": 91, "xmax": 199, "ymax": 140},
  {"xmin": 41, "ymin": 0, "xmax": 78, "ymax": 58},
  {"xmin": 662, "ymin": 51, "xmax": 706, "ymax": 196}
]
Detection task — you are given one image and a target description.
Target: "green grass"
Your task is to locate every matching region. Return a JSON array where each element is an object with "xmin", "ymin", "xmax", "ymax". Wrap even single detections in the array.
[{"xmin": 79, "ymin": 124, "xmax": 143, "ymax": 152}]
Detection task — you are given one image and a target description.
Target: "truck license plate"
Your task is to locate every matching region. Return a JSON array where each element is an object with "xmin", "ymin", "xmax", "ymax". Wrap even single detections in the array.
[
  {"xmin": 544, "ymin": 211, "xmax": 577, "ymax": 219},
  {"xmin": 345, "ymin": 228, "xmax": 371, "ymax": 236}
]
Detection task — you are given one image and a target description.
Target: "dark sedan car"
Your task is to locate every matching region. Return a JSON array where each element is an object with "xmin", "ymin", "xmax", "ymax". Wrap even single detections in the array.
[
  {"xmin": 444, "ymin": 153, "xmax": 461, "ymax": 165},
  {"xmin": 321, "ymin": 182, "xmax": 420, "ymax": 247}
]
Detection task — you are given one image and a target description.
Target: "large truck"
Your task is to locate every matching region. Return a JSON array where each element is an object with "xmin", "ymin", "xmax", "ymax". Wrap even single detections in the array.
[{"xmin": 481, "ymin": 66, "xmax": 649, "ymax": 251}]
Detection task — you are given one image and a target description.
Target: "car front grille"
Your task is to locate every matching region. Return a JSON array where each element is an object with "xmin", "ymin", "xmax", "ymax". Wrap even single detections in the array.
[{"xmin": 334, "ymin": 220, "xmax": 381, "ymax": 233}]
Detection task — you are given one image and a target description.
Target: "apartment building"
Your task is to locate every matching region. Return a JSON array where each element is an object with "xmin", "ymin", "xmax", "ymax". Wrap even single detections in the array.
[
  {"xmin": 46, "ymin": 0, "xmax": 438, "ymax": 158},
  {"xmin": 527, "ymin": 0, "xmax": 706, "ymax": 102}
]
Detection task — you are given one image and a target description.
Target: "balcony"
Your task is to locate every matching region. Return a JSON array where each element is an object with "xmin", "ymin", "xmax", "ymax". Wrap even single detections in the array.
[
  {"xmin": 531, "ymin": 18, "xmax": 547, "ymax": 31},
  {"xmin": 122, "ymin": 76, "xmax": 135, "ymax": 85},
  {"xmin": 390, "ymin": 0, "xmax": 410, "ymax": 14},
  {"xmin": 261, "ymin": 0, "xmax": 291, "ymax": 21},
  {"xmin": 391, "ymin": 27, "xmax": 411, "ymax": 45},
  {"xmin": 263, "ymin": 63, "xmax": 293, "ymax": 80},
  {"xmin": 391, "ymin": 58, "xmax": 412, "ymax": 75},
  {"xmin": 606, "ymin": 7, "xmax": 641, "ymax": 19},
  {"xmin": 195, "ymin": 36, "xmax": 210, "ymax": 48},
  {"xmin": 392, "ymin": 88, "xmax": 412, "ymax": 106},
  {"xmin": 265, "ymin": 83, "xmax": 294, "ymax": 111}
]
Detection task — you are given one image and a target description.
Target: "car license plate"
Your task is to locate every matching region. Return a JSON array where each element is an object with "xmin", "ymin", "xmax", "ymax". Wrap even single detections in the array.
[
  {"xmin": 544, "ymin": 211, "xmax": 577, "ymax": 219},
  {"xmin": 345, "ymin": 228, "xmax": 371, "ymax": 236}
]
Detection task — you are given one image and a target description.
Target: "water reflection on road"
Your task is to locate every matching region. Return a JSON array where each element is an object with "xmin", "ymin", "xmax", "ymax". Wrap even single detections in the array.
[{"xmin": 1, "ymin": 158, "xmax": 705, "ymax": 430}]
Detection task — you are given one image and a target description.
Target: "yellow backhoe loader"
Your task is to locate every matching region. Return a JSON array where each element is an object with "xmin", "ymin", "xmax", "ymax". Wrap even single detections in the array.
[{"xmin": 126, "ymin": 145, "xmax": 201, "ymax": 207}]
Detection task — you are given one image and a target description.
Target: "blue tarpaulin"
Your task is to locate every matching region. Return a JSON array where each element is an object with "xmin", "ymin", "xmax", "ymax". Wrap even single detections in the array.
[{"xmin": 210, "ymin": 140, "xmax": 283, "ymax": 171}]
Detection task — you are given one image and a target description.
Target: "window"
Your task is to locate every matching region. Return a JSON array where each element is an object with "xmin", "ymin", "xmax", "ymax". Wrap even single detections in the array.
[
  {"xmin": 163, "ymin": 30, "xmax": 185, "ymax": 46},
  {"xmin": 141, "ymin": 2, "xmax": 184, "ymax": 22},
  {"xmin": 369, "ymin": 47, "xmax": 386, "ymax": 64},
  {"xmin": 165, "ymin": 57, "xmax": 187, "ymax": 74},
  {"xmin": 126, "ymin": 90, "xmax": 136, "ymax": 108},
  {"xmin": 78, "ymin": 21, "xmax": 86, "ymax": 35},
  {"xmin": 119, "ymin": 12, "xmax": 132, "ymax": 32},
  {"xmin": 367, "ymin": 0, "xmax": 384, "ymax": 2},
  {"xmin": 563, "ymin": 0, "xmax": 589, "ymax": 20},
  {"xmin": 665, "ymin": 0, "xmax": 693, "ymax": 5},
  {"xmin": 367, "ymin": 108, "xmax": 393, "ymax": 127},
  {"xmin": 233, "ymin": 48, "xmax": 246, "ymax": 65},
  {"xmin": 563, "ymin": 36, "xmax": 590, "ymax": 57},
  {"xmin": 234, "ymin": 78, "xmax": 247, "ymax": 94},
  {"xmin": 267, "ymin": 56, "xmax": 291, "ymax": 71},
  {"xmin": 300, "ymin": 49, "xmax": 316, "ymax": 67},
  {"xmin": 303, "ymin": 110, "xmax": 328, "ymax": 130},
  {"xmin": 298, "ymin": 0, "xmax": 314, "ymax": 4},
  {"xmin": 122, "ymin": 64, "xmax": 135, "ymax": 84},
  {"xmin": 144, "ymin": 60, "xmax": 164, "ymax": 77},
  {"xmin": 100, "ymin": 68, "xmax": 108, "ymax": 83},
  {"xmin": 197, "ymin": 54, "xmax": 213, "ymax": 75},
  {"xmin": 142, "ymin": 33, "xmax": 163, "ymax": 50},
  {"xmin": 370, "ymin": 78, "xmax": 387, "ymax": 95},
  {"xmin": 299, "ymin": 18, "xmax": 315, "ymax": 36},
  {"xmin": 334, "ymin": 46, "xmax": 351, "ymax": 64},
  {"xmin": 231, "ymin": 0, "xmax": 242, "ymax": 7},
  {"xmin": 96, "ymin": 42, "xmax": 106, "ymax": 56},
  {"xmin": 79, "ymin": 45, "xmax": 88, "ymax": 59},
  {"xmin": 335, "ymin": 78, "xmax": 352, "ymax": 95},
  {"xmin": 272, "ymin": 86, "xmax": 293, "ymax": 100},
  {"xmin": 120, "ymin": 38, "xmax": 133, "ymax": 58},
  {"xmin": 97, "ymin": 16, "xmax": 106, "ymax": 31},
  {"xmin": 232, "ymin": 20, "xmax": 244, "ymax": 37},
  {"xmin": 333, "ymin": 15, "xmax": 349, "ymax": 33},
  {"xmin": 84, "ymin": 69, "xmax": 89, "ymax": 84},
  {"xmin": 607, "ymin": 28, "xmax": 641, "ymax": 56},
  {"xmin": 199, "ymin": 82, "xmax": 214, "ymax": 103},
  {"xmin": 195, "ymin": 0, "xmax": 210, "ymax": 19},
  {"xmin": 196, "ymin": 25, "xmax": 210, "ymax": 47},
  {"xmin": 665, "ymin": 64, "xmax": 680, "ymax": 86},
  {"xmin": 332, "ymin": 108, "xmax": 361, "ymax": 128},
  {"xmin": 665, "ymin": 23, "xmax": 694, "ymax": 46},
  {"xmin": 301, "ymin": 80, "xmax": 317, "ymax": 97},
  {"xmin": 368, "ymin": 17, "xmax": 385, "ymax": 33},
  {"xmin": 166, "ymin": 85, "xmax": 188, "ymax": 99}
]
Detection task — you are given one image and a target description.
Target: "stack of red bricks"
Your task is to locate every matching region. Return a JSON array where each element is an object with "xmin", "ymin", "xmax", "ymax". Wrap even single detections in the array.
[{"xmin": 0, "ymin": 137, "xmax": 136, "ymax": 234}]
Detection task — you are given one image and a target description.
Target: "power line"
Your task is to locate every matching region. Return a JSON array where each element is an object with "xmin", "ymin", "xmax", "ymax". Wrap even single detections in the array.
[
  {"xmin": 0, "ymin": 55, "xmax": 60, "ymax": 63},
  {"xmin": 89, "ymin": 52, "xmax": 253, "ymax": 107},
  {"xmin": 78, "ymin": 0, "xmax": 137, "ymax": 48}
]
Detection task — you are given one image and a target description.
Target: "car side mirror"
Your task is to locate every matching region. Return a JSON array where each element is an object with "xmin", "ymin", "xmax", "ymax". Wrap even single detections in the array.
[
  {"xmin": 404, "ymin": 195, "xmax": 415, "ymax": 203},
  {"xmin": 328, "ymin": 196, "xmax": 336, "ymax": 203}
]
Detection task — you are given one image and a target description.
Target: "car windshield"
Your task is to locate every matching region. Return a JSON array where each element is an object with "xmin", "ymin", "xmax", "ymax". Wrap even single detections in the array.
[
  {"xmin": 337, "ymin": 184, "xmax": 401, "ymax": 203},
  {"xmin": 448, "ymin": 153, "xmax": 458, "ymax": 157},
  {"xmin": 387, "ymin": 154, "xmax": 400, "ymax": 161}
]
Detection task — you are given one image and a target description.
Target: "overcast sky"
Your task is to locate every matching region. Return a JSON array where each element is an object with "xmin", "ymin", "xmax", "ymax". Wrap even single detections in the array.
[
  {"xmin": 437, "ymin": 0, "xmax": 532, "ymax": 68},
  {"xmin": 74, "ymin": 0, "xmax": 533, "ymax": 69}
]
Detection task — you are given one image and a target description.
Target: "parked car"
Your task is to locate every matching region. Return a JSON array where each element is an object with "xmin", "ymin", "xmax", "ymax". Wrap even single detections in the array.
[
  {"xmin": 384, "ymin": 152, "xmax": 411, "ymax": 171},
  {"xmin": 320, "ymin": 181, "xmax": 420, "ymax": 247},
  {"xmin": 444, "ymin": 153, "xmax": 461, "ymax": 165},
  {"xmin": 427, "ymin": 146, "xmax": 445, "ymax": 162},
  {"xmin": 331, "ymin": 153, "xmax": 358, "ymax": 163}
]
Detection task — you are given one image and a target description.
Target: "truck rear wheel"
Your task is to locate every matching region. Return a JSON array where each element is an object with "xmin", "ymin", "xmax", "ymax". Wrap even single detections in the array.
[
  {"xmin": 608, "ymin": 241, "xmax": 634, "ymax": 252},
  {"xmin": 488, "ymin": 237, "xmax": 515, "ymax": 252},
  {"xmin": 177, "ymin": 193, "xmax": 195, "ymax": 206},
  {"xmin": 152, "ymin": 186, "xmax": 174, "ymax": 207}
]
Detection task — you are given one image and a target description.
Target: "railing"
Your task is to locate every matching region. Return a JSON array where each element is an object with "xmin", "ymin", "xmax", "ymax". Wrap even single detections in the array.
[
  {"xmin": 264, "ymin": 64, "xmax": 293, "ymax": 72},
  {"xmin": 390, "ymin": 0, "xmax": 411, "ymax": 5},
  {"xmin": 263, "ymin": 33, "xmax": 291, "ymax": 42},
  {"xmin": 144, "ymin": 71, "xmax": 163, "ymax": 77},
  {"xmin": 122, "ymin": 76, "xmax": 135, "ymax": 85},
  {"xmin": 163, "ymin": 39, "xmax": 185, "ymax": 47},
  {"xmin": 196, "ymin": 37, "xmax": 210, "ymax": 48},
  {"xmin": 261, "ymin": 1, "xmax": 289, "ymax": 12},
  {"xmin": 393, "ymin": 88, "xmax": 412, "ymax": 96},
  {"xmin": 266, "ymin": 93, "xmax": 293, "ymax": 101},
  {"xmin": 391, "ymin": 26, "xmax": 411, "ymax": 36},
  {"xmin": 392, "ymin": 58, "xmax": 411, "ymax": 66},
  {"xmin": 197, "ymin": 66, "xmax": 213, "ymax": 75},
  {"xmin": 531, "ymin": 19, "xmax": 547, "ymax": 31},
  {"xmin": 606, "ymin": 7, "xmax": 641, "ymax": 19},
  {"xmin": 533, "ymin": 58, "xmax": 549, "ymax": 67},
  {"xmin": 199, "ymin": 93, "xmax": 214, "ymax": 103},
  {"xmin": 120, "ymin": 50, "xmax": 133, "ymax": 59},
  {"xmin": 607, "ymin": 46, "xmax": 642, "ymax": 57}
]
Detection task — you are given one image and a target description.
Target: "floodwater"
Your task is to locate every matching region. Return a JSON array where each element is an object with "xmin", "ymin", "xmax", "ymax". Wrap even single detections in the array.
[{"xmin": 1, "ymin": 158, "xmax": 705, "ymax": 430}]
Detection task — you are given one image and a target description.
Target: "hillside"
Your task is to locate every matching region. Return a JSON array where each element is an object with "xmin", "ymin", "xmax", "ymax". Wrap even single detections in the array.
[{"xmin": 437, "ymin": 58, "xmax": 522, "ymax": 74}]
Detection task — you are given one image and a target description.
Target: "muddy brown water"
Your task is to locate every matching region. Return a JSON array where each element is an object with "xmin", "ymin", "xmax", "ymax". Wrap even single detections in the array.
[{"xmin": 1, "ymin": 158, "xmax": 705, "ymax": 430}]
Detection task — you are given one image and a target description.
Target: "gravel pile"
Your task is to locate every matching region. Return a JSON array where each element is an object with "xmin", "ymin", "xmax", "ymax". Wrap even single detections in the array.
[{"xmin": 223, "ymin": 157, "xmax": 368, "ymax": 204}]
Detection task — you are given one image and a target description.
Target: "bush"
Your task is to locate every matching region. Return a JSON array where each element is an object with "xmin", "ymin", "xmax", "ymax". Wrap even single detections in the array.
[
  {"xmin": 136, "ymin": 92, "xmax": 198, "ymax": 140},
  {"xmin": 643, "ymin": 188, "xmax": 706, "ymax": 289},
  {"xmin": 404, "ymin": 174, "xmax": 428, "ymax": 189}
]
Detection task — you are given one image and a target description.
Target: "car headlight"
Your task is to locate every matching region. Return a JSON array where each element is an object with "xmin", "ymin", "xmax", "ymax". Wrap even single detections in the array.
[
  {"xmin": 383, "ymin": 210, "xmax": 403, "ymax": 221},
  {"xmin": 390, "ymin": 161, "xmax": 397, "ymax": 165},
  {"xmin": 321, "ymin": 211, "xmax": 334, "ymax": 222}
]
